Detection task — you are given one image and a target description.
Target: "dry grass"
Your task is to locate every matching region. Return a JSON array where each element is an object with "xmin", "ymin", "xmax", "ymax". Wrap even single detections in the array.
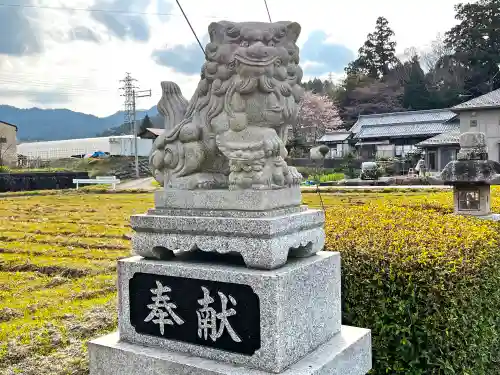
[
  {"xmin": 2, "ymin": 187, "xmax": 500, "ymax": 374},
  {"xmin": 0, "ymin": 192, "xmax": 152, "ymax": 375}
]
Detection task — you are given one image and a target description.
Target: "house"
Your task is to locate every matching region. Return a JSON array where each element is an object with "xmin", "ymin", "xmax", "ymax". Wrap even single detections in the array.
[
  {"xmin": 316, "ymin": 132, "xmax": 352, "ymax": 158},
  {"xmin": 451, "ymin": 88, "xmax": 500, "ymax": 161},
  {"xmin": 415, "ymin": 129, "xmax": 460, "ymax": 171},
  {"xmin": 350, "ymin": 109, "xmax": 459, "ymax": 160},
  {"xmin": 138, "ymin": 128, "xmax": 164, "ymax": 140},
  {"xmin": 0, "ymin": 120, "xmax": 18, "ymax": 167}
]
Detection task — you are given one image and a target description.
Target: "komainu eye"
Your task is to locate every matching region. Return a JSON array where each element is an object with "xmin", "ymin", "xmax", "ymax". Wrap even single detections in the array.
[{"xmin": 240, "ymin": 40, "xmax": 249, "ymax": 47}]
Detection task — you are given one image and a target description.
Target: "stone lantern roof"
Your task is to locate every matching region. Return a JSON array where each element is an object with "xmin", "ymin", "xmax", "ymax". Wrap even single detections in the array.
[{"xmin": 433, "ymin": 132, "xmax": 500, "ymax": 185}]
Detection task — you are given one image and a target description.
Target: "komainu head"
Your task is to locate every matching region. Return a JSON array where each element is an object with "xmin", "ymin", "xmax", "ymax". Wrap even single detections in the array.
[{"xmin": 196, "ymin": 20, "xmax": 305, "ymax": 128}]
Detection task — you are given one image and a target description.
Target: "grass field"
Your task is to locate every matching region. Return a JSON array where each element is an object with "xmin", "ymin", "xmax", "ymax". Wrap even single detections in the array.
[{"xmin": 1, "ymin": 188, "xmax": 499, "ymax": 374}]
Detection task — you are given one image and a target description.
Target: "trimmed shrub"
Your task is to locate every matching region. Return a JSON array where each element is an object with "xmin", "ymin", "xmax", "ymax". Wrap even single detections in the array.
[
  {"xmin": 324, "ymin": 196, "xmax": 500, "ymax": 374},
  {"xmin": 0, "ymin": 172, "xmax": 89, "ymax": 192}
]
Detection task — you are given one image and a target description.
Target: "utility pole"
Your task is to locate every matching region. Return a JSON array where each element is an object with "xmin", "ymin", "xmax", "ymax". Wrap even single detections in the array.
[
  {"xmin": 119, "ymin": 73, "xmax": 151, "ymax": 179},
  {"xmin": 132, "ymin": 89, "xmax": 152, "ymax": 178},
  {"xmin": 119, "ymin": 73, "xmax": 137, "ymax": 135}
]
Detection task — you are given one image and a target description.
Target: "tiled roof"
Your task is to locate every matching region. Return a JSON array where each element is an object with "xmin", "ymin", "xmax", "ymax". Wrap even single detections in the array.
[
  {"xmin": 317, "ymin": 132, "xmax": 351, "ymax": 143},
  {"xmin": 354, "ymin": 122, "xmax": 459, "ymax": 139},
  {"xmin": 416, "ymin": 128, "xmax": 460, "ymax": 147},
  {"xmin": 145, "ymin": 128, "xmax": 164, "ymax": 136},
  {"xmin": 350, "ymin": 109, "xmax": 457, "ymax": 134},
  {"xmin": 452, "ymin": 89, "xmax": 500, "ymax": 111}
]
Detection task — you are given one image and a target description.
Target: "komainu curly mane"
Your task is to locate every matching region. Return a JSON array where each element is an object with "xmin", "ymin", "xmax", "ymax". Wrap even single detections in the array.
[{"xmin": 150, "ymin": 20, "xmax": 305, "ymax": 190}]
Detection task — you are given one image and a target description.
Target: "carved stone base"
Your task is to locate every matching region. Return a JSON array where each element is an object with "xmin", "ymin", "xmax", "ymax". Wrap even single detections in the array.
[
  {"xmin": 154, "ymin": 187, "xmax": 302, "ymax": 211},
  {"xmin": 89, "ymin": 326, "xmax": 371, "ymax": 375},
  {"xmin": 114, "ymin": 253, "xmax": 342, "ymax": 373},
  {"xmin": 131, "ymin": 207, "xmax": 325, "ymax": 270}
]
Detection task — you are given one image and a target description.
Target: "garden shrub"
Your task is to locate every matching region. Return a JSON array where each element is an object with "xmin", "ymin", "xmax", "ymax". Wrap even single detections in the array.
[
  {"xmin": 325, "ymin": 197, "xmax": 500, "ymax": 374},
  {"xmin": 0, "ymin": 172, "xmax": 89, "ymax": 192}
]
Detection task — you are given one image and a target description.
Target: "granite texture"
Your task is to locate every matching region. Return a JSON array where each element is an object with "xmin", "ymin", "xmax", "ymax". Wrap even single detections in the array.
[
  {"xmin": 131, "ymin": 208, "xmax": 325, "ymax": 270},
  {"xmin": 453, "ymin": 185, "xmax": 491, "ymax": 216},
  {"xmin": 154, "ymin": 188, "xmax": 302, "ymax": 211},
  {"xmin": 117, "ymin": 253, "xmax": 341, "ymax": 373},
  {"xmin": 89, "ymin": 326, "xmax": 372, "ymax": 375},
  {"xmin": 149, "ymin": 21, "xmax": 305, "ymax": 191},
  {"xmin": 147, "ymin": 205, "xmax": 306, "ymax": 218}
]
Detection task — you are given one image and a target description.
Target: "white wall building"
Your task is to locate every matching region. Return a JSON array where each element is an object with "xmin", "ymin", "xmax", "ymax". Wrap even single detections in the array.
[
  {"xmin": 452, "ymin": 88, "xmax": 500, "ymax": 162},
  {"xmin": 18, "ymin": 135, "xmax": 153, "ymax": 160}
]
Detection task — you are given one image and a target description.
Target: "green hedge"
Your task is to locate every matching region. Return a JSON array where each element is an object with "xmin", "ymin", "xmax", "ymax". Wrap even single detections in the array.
[{"xmin": 326, "ymin": 208, "xmax": 500, "ymax": 374}]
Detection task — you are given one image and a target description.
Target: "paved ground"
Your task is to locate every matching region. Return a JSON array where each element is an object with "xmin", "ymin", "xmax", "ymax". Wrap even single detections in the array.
[{"xmin": 116, "ymin": 177, "xmax": 156, "ymax": 190}]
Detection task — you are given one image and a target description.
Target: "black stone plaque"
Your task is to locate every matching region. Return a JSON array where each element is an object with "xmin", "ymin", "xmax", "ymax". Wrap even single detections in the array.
[{"xmin": 129, "ymin": 272, "xmax": 261, "ymax": 355}]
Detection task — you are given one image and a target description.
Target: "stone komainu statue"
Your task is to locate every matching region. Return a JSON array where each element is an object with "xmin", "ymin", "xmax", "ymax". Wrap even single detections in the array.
[{"xmin": 150, "ymin": 21, "xmax": 305, "ymax": 190}]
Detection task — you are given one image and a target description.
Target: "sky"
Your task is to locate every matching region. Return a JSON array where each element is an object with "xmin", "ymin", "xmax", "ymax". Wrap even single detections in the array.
[{"xmin": 0, "ymin": 0, "xmax": 467, "ymax": 117}]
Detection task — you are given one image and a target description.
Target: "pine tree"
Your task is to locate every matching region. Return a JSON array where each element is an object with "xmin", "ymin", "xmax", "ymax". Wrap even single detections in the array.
[
  {"xmin": 402, "ymin": 57, "xmax": 432, "ymax": 110},
  {"xmin": 346, "ymin": 16, "xmax": 399, "ymax": 79},
  {"xmin": 139, "ymin": 114, "xmax": 154, "ymax": 134}
]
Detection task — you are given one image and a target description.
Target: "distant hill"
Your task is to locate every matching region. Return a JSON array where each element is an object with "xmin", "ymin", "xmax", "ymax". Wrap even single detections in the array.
[{"xmin": 0, "ymin": 105, "xmax": 159, "ymax": 142}]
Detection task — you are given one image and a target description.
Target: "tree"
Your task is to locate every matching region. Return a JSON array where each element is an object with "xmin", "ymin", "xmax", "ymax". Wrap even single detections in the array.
[
  {"xmin": 402, "ymin": 56, "xmax": 433, "ymax": 110},
  {"xmin": 421, "ymin": 33, "xmax": 454, "ymax": 72},
  {"xmin": 346, "ymin": 17, "xmax": 399, "ymax": 79},
  {"xmin": 139, "ymin": 114, "xmax": 154, "ymax": 134},
  {"xmin": 338, "ymin": 74, "xmax": 405, "ymax": 128},
  {"xmin": 426, "ymin": 54, "xmax": 470, "ymax": 108},
  {"xmin": 445, "ymin": 0, "xmax": 500, "ymax": 95},
  {"xmin": 293, "ymin": 92, "xmax": 343, "ymax": 144}
]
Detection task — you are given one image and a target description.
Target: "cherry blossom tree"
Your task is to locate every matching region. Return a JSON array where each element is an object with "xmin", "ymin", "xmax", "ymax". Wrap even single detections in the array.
[{"xmin": 293, "ymin": 91, "xmax": 343, "ymax": 145}]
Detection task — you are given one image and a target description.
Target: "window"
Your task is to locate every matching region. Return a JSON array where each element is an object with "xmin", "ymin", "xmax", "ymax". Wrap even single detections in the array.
[
  {"xmin": 470, "ymin": 120, "xmax": 478, "ymax": 127},
  {"xmin": 376, "ymin": 145, "xmax": 394, "ymax": 159},
  {"xmin": 0, "ymin": 137, "xmax": 6, "ymax": 143},
  {"xmin": 458, "ymin": 189, "xmax": 480, "ymax": 211},
  {"xmin": 395, "ymin": 144, "xmax": 415, "ymax": 157}
]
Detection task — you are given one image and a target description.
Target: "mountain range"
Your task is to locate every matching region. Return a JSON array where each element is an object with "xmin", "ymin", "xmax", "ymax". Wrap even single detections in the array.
[{"xmin": 0, "ymin": 105, "xmax": 161, "ymax": 142}]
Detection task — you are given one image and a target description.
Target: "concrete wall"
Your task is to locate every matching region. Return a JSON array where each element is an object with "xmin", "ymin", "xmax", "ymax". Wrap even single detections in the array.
[
  {"xmin": 0, "ymin": 122, "xmax": 17, "ymax": 167},
  {"xmin": 459, "ymin": 108, "xmax": 500, "ymax": 161}
]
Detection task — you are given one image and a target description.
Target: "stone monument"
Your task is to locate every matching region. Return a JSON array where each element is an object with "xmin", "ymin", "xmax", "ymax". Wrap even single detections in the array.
[
  {"xmin": 430, "ymin": 132, "xmax": 500, "ymax": 217},
  {"xmin": 88, "ymin": 20, "xmax": 372, "ymax": 374}
]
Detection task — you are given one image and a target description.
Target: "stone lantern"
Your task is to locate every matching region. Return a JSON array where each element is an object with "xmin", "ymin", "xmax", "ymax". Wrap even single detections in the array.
[{"xmin": 431, "ymin": 132, "xmax": 500, "ymax": 217}]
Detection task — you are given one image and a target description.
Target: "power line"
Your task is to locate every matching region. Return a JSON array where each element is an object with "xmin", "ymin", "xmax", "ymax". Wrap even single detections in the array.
[
  {"xmin": 119, "ymin": 73, "xmax": 151, "ymax": 178},
  {"xmin": 0, "ymin": 79, "xmax": 117, "ymax": 93},
  {"xmin": 0, "ymin": 2, "xmax": 228, "ymax": 19},
  {"xmin": 263, "ymin": 0, "xmax": 272, "ymax": 22},
  {"xmin": 174, "ymin": 0, "xmax": 205, "ymax": 55},
  {"xmin": 119, "ymin": 73, "xmax": 138, "ymax": 135}
]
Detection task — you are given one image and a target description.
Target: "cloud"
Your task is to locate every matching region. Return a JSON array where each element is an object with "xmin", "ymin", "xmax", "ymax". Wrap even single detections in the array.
[
  {"xmin": 300, "ymin": 30, "xmax": 354, "ymax": 76},
  {"xmin": 0, "ymin": 0, "xmax": 42, "ymax": 56},
  {"xmin": 69, "ymin": 26, "xmax": 101, "ymax": 43},
  {"xmin": 90, "ymin": 0, "xmax": 152, "ymax": 42},
  {"xmin": 156, "ymin": 0, "xmax": 172, "ymax": 22},
  {"xmin": 0, "ymin": 88, "xmax": 70, "ymax": 105},
  {"xmin": 151, "ymin": 35, "xmax": 207, "ymax": 75}
]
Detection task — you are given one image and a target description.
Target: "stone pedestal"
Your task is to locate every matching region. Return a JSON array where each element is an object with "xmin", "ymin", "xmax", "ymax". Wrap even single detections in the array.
[
  {"xmin": 89, "ymin": 253, "xmax": 371, "ymax": 374},
  {"xmin": 132, "ymin": 188, "xmax": 325, "ymax": 270},
  {"xmin": 89, "ymin": 326, "xmax": 371, "ymax": 375}
]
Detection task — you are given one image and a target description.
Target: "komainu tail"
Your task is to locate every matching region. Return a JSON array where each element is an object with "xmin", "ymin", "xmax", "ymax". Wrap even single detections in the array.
[{"xmin": 157, "ymin": 81, "xmax": 188, "ymax": 131}]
